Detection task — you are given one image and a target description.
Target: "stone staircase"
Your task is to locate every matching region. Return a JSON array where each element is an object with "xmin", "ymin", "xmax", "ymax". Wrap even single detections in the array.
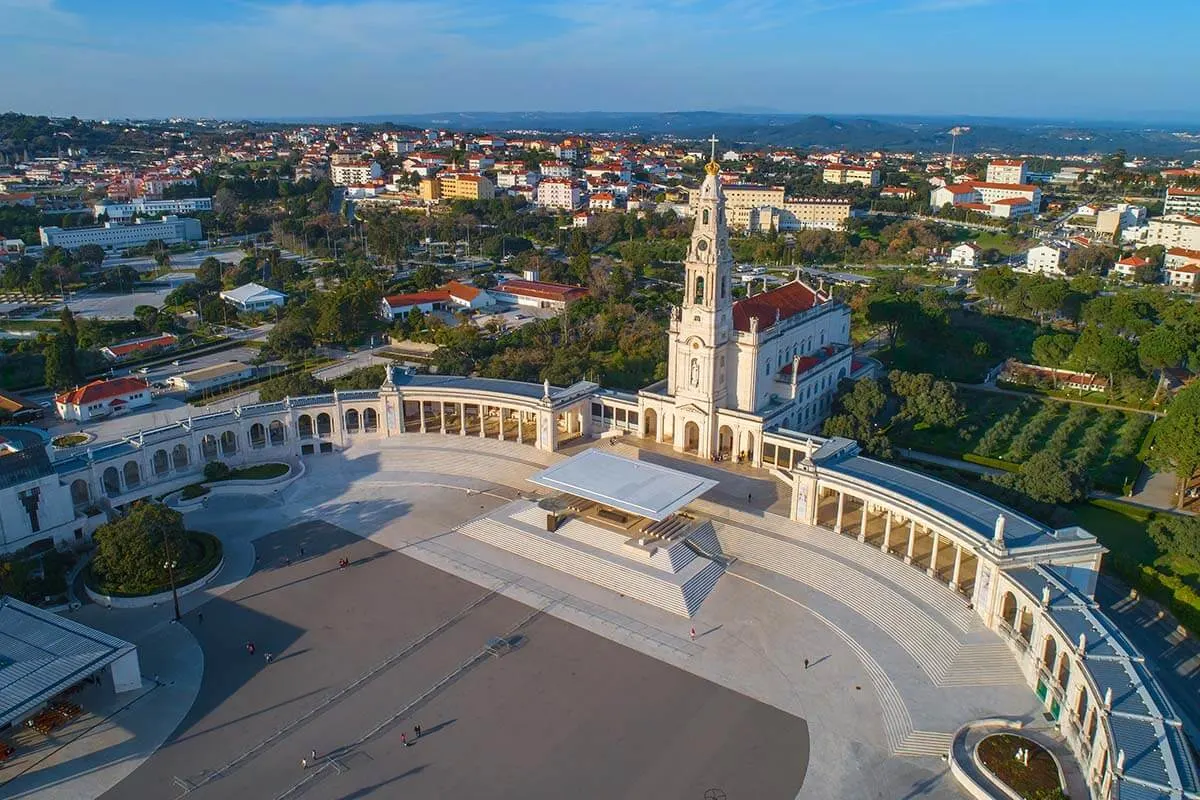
[
  {"xmin": 714, "ymin": 522, "xmax": 1023, "ymax": 688},
  {"xmin": 457, "ymin": 503, "xmax": 725, "ymax": 617}
]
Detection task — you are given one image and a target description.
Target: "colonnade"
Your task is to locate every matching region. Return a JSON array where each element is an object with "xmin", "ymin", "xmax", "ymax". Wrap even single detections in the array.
[{"xmin": 815, "ymin": 485, "xmax": 978, "ymax": 597}]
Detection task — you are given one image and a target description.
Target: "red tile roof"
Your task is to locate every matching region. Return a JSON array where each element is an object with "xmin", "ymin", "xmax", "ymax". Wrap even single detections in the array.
[
  {"xmin": 383, "ymin": 290, "xmax": 450, "ymax": 308},
  {"xmin": 55, "ymin": 377, "xmax": 148, "ymax": 407},
  {"xmin": 1116, "ymin": 256, "xmax": 1151, "ymax": 267},
  {"xmin": 992, "ymin": 197, "xmax": 1032, "ymax": 205},
  {"xmin": 494, "ymin": 279, "xmax": 588, "ymax": 303},
  {"xmin": 103, "ymin": 333, "xmax": 179, "ymax": 358},
  {"xmin": 1167, "ymin": 247, "xmax": 1200, "ymax": 259},
  {"xmin": 1169, "ymin": 263, "xmax": 1200, "ymax": 274},
  {"xmin": 732, "ymin": 281, "xmax": 821, "ymax": 333},
  {"xmin": 990, "ymin": 159, "xmax": 1025, "ymax": 166}
]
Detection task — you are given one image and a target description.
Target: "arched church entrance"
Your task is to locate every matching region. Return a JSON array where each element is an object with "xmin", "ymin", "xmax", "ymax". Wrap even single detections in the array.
[
  {"xmin": 743, "ymin": 431, "xmax": 755, "ymax": 461},
  {"xmin": 717, "ymin": 425, "xmax": 734, "ymax": 457},
  {"xmin": 644, "ymin": 408, "xmax": 657, "ymax": 439},
  {"xmin": 683, "ymin": 421, "xmax": 700, "ymax": 454}
]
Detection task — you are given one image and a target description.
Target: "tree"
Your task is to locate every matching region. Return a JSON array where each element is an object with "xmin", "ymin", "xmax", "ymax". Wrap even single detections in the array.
[
  {"xmin": 195, "ymin": 256, "xmax": 223, "ymax": 289},
  {"xmin": 413, "ymin": 264, "xmax": 443, "ymax": 290},
  {"xmin": 91, "ymin": 503, "xmax": 187, "ymax": 593},
  {"xmin": 888, "ymin": 370, "xmax": 963, "ymax": 428},
  {"xmin": 44, "ymin": 333, "xmax": 80, "ymax": 389},
  {"xmin": 134, "ymin": 304, "xmax": 161, "ymax": 333},
  {"xmin": 1138, "ymin": 326, "xmax": 1188, "ymax": 370},
  {"xmin": 1032, "ymin": 333, "xmax": 1076, "ymax": 368},
  {"xmin": 1150, "ymin": 382, "xmax": 1200, "ymax": 507},
  {"xmin": 76, "ymin": 243, "xmax": 106, "ymax": 268},
  {"xmin": 59, "ymin": 306, "xmax": 78, "ymax": 342},
  {"xmin": 866, "ymin": 294, "xmax": 919, "ymax": 349},
  {"xmin": 257, "ymin": 372, "xmax": 330, "ymax": 403},
  {"xmin": 1017, "ymin": 451, "xmax": 1089, "ymax": 505},
  {"xmin": 822, "ymin": 377, "xmax": 891, "ymax": 456}
]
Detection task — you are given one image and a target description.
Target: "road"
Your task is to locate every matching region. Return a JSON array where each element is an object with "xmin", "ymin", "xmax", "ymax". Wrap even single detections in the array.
[{"xmin": 956, "ymin": 381, "xmax": 1162, "ymax": 417}]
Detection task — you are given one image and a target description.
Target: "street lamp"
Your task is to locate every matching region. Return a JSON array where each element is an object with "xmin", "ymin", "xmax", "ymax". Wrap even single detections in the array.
[{"xmin": 162, "ymin": 534, "xmax": 182, "ymax": 622}]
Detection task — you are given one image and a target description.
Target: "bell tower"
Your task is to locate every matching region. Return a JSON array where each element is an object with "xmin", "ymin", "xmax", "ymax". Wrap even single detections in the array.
[{"xmin": 667, "ymin": 136, "xmax": 733, "ymax": 453}]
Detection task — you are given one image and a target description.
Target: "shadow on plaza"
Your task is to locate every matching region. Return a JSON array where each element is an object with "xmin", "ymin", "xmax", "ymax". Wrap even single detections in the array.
[
  {"xmin": 339, "ymin": 764, "xmax": 428, "ymax": 799},
  {"xmin": 624, "ymin": 447, "xmax": 785, "ymax": 514}
]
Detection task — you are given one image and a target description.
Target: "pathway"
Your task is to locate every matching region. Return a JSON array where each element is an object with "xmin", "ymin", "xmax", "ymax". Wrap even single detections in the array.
[
  {"xmin": 957, "ymin": 381, "xmax": 1162, "ymax": 417},
  {"xmin": 897, "ymin": 447, "xmax": 1004, "ymax": 476}
]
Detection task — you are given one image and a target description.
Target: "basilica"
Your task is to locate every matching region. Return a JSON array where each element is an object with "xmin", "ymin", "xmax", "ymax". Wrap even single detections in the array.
[{"xmin": 636, "ymin": 155, "xmax": 862, "ymax": 460}]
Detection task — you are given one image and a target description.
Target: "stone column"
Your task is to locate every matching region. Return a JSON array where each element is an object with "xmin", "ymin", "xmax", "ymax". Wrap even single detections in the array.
[
  {"xmin": 857, "ymin": 501, "xmax": 869, "ymax": 542},
  {"xmin": 881, "ymin": 511, "xmax": 893, "ymax": 553},
  {"xmin": 419, "ymin": 401, "xmax": 427, "ymax": 433},
  {"xmin": 517, "ymin": 410, "xmax": 524, "ymax": 444},
  {"xmin": 479, "ymin": 404, "xmax": 487, "ymax": 438},
  {"xmin": 460, "ymin": 403, "xmax": 468, "ymax": 436},
  {"xmin": 928, "ymin": 531, "xmax": 941, "ymax": 578},
  {"xmin": 904, "ymin": 520, "xmax": 917, "ymax": 564},
  {"xmin": 655, "ymin": 411, "xmax": 665, "ymax": 443},
  {"xmin": 951, "ymin": 545, "xmax": 963, "ymax": 589},
  {"xmin": 833, "ymin": 491, "xmax": 845, "ymax": 533},
  {"xmin": 440, "ymin": 401, "xmax": 447, "ymax": 434}
]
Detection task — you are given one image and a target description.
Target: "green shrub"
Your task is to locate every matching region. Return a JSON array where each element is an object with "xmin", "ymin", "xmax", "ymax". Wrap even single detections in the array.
[
  {"xmin": 180, "ymin": 484, "xmax": 210, "ymax": 500},
  {"xmin": 203, "ymin": 461, "xmax": 231, "ymax": 482}
]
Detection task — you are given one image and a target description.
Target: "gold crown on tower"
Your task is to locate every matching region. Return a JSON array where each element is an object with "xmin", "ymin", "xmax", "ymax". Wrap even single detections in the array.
[{"xmin": 705, "ymin": 159, "xmax": 720, "ymax": 176}]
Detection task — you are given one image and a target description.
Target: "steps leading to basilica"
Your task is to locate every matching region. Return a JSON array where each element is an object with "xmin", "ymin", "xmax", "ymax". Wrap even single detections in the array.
[{"xmin": 457, "ymin": 501, "xmax": 725, "ymax": 617}]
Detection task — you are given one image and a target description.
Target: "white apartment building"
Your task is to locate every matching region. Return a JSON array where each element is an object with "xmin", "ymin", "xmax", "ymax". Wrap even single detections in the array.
[
  {"xmin": 94, "ymin": 197, "xmax": 213, "ymax": 221},
  {"xmin": 821, "ymin": 164, "xmax": 880, "ymax": 187},
  {"xmin": 948, "ymin": 243, "xmax": 982, "ymax": 267},
  {"xmin": 930, "ymin": 181, "xmax": 1041, "ymax": 219},
  {"xmin": 1165, "ymin": 263, "xmax": 1199, "ymax": 291},
  {"xmin": 536, "ymin": 178, "xmax": 580, "ymax": 210},
  {"xmin": 40, "ymin": 216, "xmax": 202, "ymax": 251},
  {"xmin": 755, "ymin": 199, "xmax": 852, "ymax": 233},
  {"xmin": 330, "ymin": 160, "xmax": 382, "ymax": 186},
  {"xmin": 1164, "ymin": 188, "xmax": 1200, "ymax": 217},
  {"xmin": 1165, "ymin": 247, "xmax": 1200, "ymax": 271},
  {"xmin": 986, "ymin": 160, "xmax": 1027, "ymax": 184},
  {"xmin": 540, "ymin": 161, "xmax": 573, "ymax": 179},
  {"xmin": 1024, "ymin": 244, "xmax": 1068, "ymax": 276},
  {"xmin": 1147, "ymin": 215, "xmax": 1200, "ymax": 251}
]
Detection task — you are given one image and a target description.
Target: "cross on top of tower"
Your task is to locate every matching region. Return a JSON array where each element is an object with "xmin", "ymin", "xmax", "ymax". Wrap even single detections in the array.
[{"xmin": 705, "ymin": 134, "xmax": 720, "ymax": 176}]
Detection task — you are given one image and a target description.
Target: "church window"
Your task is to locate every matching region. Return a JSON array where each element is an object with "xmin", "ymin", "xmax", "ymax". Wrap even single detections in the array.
[
  {"xmin": 694, "ymin": 275, "xmax": 705, "ymax": 304},
  {"xmin": 702, "ymin": 209, "xmax": 710, "ymax": 225},
  {"xmin": 820, "ymin": 332, "xmax": 825, "ymax": 345}
]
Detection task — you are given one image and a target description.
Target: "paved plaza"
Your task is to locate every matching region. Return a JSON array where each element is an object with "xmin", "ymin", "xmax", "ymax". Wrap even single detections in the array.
[{"xmin": 3, "ymin": 434, "xmax": 1060, "ymax": 799}]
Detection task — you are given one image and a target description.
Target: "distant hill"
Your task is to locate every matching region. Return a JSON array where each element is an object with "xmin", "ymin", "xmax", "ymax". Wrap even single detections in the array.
[{"xmin": 290, "ymin": 110, "xmax": 1200, "ymax": 157}]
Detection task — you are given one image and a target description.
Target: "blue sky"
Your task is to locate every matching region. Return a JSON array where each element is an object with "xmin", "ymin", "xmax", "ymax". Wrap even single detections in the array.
[{"xmin": 2, "ymin": 0, "xmax": 1198, "ymax": 122}]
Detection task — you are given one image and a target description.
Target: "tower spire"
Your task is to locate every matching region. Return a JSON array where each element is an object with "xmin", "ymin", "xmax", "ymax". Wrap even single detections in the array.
[{"xmin": 707, "ymin": 134, "xmax": 719, "ymax": 174}]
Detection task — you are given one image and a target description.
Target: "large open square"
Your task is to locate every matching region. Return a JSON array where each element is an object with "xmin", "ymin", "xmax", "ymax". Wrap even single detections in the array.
[{"xmin": 103, "ymin": 521, "xmax": 811, "ymax": 800}]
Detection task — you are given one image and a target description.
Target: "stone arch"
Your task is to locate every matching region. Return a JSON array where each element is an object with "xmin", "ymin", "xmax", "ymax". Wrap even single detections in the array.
[
  {"xmin": 644, "ymin": 408, "xmax": 657, "ymax": 439},
  {"xmin": 1085, "ymin": 709, "xmax": 1098, "ymax": 744},
  {"xmin": 1000, "ymin": 591, "xmax": 1018, "ymax": 627},
  {"xmin": 363, "ymin": 407, "xmax": 378, "ymax": 433},
  {"xmin": 152, "ymin": 448, "xmax": 169, "ymax": 476},
  {"xmin": 102, "ymin": 467, "xmax": 121, "ymax": 497},
  {"xmin": 1057, "ymin": 654, "xmax": 1071, "ymax": 687},
  {"xmin": 683, "ymin": 421, "xmax": 700, "ymax": 454},
  {"xmin": 298, "ymin": 414, "xmax": 314, "ymax": 438},
  {"xmin": 694, "ymin": 274, "xmax": 705, "ymax": 305},
  {"xmin": 743, "ymin": 431, "xmax": 755, "ymax": 460},
  {"xmin": 1042, "ymin": 635, "xmax": 1058, "ymax": 671},
  {"xmin": 316, "ymin": 412, "xmax": 333, "ymax": 437},
  {"xmin": 172, "ymin": 443, "xmax": 190, "ymax": 470},
  {"xmin": 122, "ymin": 460, "xmax": 141, "ymax": 488},
  {"xmin": 1017, "ymin": 606, "xmax": 1034, "ymax": 643},
  {"xmin": 70, "ymin": 478, "xmax": 90, "ymax": 506},
  {"xmin": 345, "ymin": 408, "xmax": 360, "ymax": 433},
  {"xmin": 249, "ymin": 422, "xmax": 266, "ymax": 448},
  {"xmin": 200, "ymin": 434, "xmax": 218, "ymax": 461},
  {"xmin": 717, "ymin": 424, "xmax": 734, "ymax": 457},
  {"xmin": 269, "ymin": 420, "xmax": 287, "ymax": 446},
  {"xmin": 220, "ymin": 430, "xmax": 238, "ymax": 455},
  {"xmin": 1075, "ymin": 686, "xmax": 1090, "ymax": 721}
]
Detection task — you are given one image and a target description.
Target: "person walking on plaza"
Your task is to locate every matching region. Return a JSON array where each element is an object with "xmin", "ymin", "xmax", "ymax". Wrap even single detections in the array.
[
  {"xmin": 413, "ymin": 723, "xmax": 421, "ymax": 740},
  {"xmin": 246, "ymin": 641, "xmax": 256, "ymax": 656},
  {"xmin": 690, "ymin": 626, "xmax": 696, "ymax": 641},
  {"xmin": 804, "ymin": 658, "xmax": 809, "ymax": 670},
  {"xmin": 401, "ymin": 732, "xmax": 408, "ymax": 747},
  {"xmin": 264, "ymin": 652, "xmax": 274, "ymax": 664}
]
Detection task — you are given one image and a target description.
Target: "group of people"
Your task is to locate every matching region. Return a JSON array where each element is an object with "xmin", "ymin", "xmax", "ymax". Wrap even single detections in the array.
[
  {"xmin": 337, "ymin": 557, "xmax": 350, "ymax": 569},
  {"xmin": 245, "ymin": 641, "xmax": 273, "ymax": 663},
  {"xmin": 709, "ymin": 451, "xmax": 750, "ymax": 463}
]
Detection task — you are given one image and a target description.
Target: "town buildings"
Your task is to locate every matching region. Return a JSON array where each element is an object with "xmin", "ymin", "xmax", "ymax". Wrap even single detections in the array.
[
  {"xmin": 100, "ymin": 333, "xmax": 179, "ymax": 361},
  {"xmin": 689, "ymin": 184, "xmax": 850, "ymax": 232},
  {"xmin": 380, "ymin": 281, "xmax": 495, "ymax": 320},
  {"xmin": 219, "ymin": 283, "xmax": 287, "ymax": 312},
  {"xmin": 929, "ymin": 181, "xmax": 1041, "ymax": 219},
  {"xmin": 1164, "ymin": 187, "xmax": 1200, "ymax": 216},
  {"xmin": 39, "ymin": 216, "xmax": 202, "ymax": 251},
  {"xmin": 985, "ymin": 159, "xmax": 1027, "ymax": 184},
  {"xmin": 93, "ymin": 197, "xmax": 212, "ymax": 221},
  {"xmin": 1024, "ymin": 244, "xmax": 1067, "ymax": 276},
  {"xmin": 1147, "ymin": 215, "xmax": 1200, "ymax": 250},
  {"xmin": 167, "ymin": 362, "xmax": 255, "ymax": 394},
  {"xmin": 54, "ymin": 377, "xmax": 151, "ymax": 422},
  {"xmin": 822, "ymin": 164, "xmax": 880, "ymax": 187},
  {"xmin": 330, "ymin": 160, "xmax": 382, "ymax": 186},
  {"xmin": 948, "ymin": 242, "xmax": 982, "ymax": 267},
  {"xmin": 536, "ymin": 178, "xmax": 580, "ymax": 210}
]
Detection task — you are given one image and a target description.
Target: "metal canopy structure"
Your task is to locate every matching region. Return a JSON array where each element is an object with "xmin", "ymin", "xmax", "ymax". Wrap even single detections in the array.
[
  {"xmin": 0, "ymin": 596, "xmax": 135, "ymax": 727},
  {"xmin": 527, "ymin": 449, "xmax": 718, "ymax": 521}
]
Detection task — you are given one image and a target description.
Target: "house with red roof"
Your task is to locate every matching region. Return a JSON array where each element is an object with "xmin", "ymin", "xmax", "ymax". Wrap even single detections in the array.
[
  {"xmin": 1110, "ymin": 255, "xmax": 1153, "ymax": 282},
  {"xmin": 380, "ymin": 281, "xmax": 494, "ymax": 321},
  {"xmin": 491, "ymin": 279, "xmax": 588, "ymax": 311},
  {"xmin": 55, "ymin": 377, "xmax": 151, "ymax": 422},
  {"xmin": 100, "ymin": 333, "xmax": 179, "ymax": 362}
]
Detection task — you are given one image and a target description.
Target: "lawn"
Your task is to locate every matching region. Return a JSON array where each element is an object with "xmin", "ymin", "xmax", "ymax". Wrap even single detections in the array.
[
  {"xmin": 86, "ymin": 531, "xmax": 223, "ymax": 597},
  {"xmin": 1069, "ymin": 499, "xmax": 1200, "ymax": 634},
  {"xmin": 881, "ymin": 310, "xmax": 1040, "ymax": 383},
  {"xmin": 970, "ymin": 230, "xmax": 1031, "ymax": 256},
  {"xmin": 890, "ymin": 389, "xmax": 1151, "ymax": 492},
  {"xmin": 227, "ymin": 463, "xmax": 290, "ymax": 481}
]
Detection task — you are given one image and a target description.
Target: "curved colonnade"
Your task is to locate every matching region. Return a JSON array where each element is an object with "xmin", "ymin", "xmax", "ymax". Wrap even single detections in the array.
[{"xmin": 19, "ymin": 372, "xmax": 1199, "ymax": 800}]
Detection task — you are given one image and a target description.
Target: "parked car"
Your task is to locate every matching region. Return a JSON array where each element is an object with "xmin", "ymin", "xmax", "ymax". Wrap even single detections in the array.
[{"xmin": 137, "ymin": 367, "xmax": 151, "ymax": 374}]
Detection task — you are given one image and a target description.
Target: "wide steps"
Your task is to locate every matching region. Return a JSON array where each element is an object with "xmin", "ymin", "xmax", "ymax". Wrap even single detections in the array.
[
  {"xmin": 458, "ymin": 516, "xmax": 722, "ymax": 617},
  {"xmin": 716, "ymin": 523, "xmax": 961, "ymax": 681}
]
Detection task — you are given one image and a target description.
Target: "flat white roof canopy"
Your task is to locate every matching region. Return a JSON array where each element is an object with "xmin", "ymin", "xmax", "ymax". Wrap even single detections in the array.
[{"xmin": 528, "ymin": 449, "xmax": 718, "ymax": 521}]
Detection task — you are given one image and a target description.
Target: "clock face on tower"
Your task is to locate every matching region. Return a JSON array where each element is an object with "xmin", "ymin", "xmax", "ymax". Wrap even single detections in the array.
[{"xmin": 697, "ymin": 239, "xmax": 709, "ymax": 252}]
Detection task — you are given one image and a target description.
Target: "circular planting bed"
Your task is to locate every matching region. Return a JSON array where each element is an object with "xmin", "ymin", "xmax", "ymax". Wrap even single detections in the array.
[
  {"xmin": 52, "ymin": 432, "xmax": 92, "ymax": 449},
  {"xmin": 977, "ymin": 733, "xmax": 1066, "ymax": 800},
  {"xmin": 85, "ymin": 531, "xmax": 223, "ymax": 599}
]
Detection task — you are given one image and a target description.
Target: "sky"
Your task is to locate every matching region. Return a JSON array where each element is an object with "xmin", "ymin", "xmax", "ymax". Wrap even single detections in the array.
[{"xmin": 2, "ymin": 0, "xmax": 1198, "ymax": 123}]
